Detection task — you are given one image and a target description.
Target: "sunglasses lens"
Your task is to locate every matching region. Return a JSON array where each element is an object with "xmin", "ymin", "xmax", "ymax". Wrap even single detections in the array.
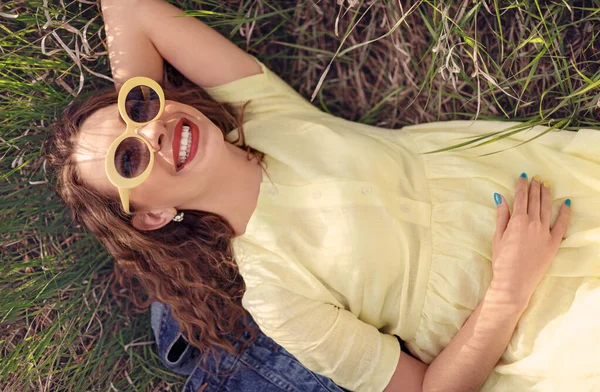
[
  {"xmin": 114, "ymin": 137, "xmax": 151, "ymax": 179},
  {"xmin": 125, "ymin": 85, "xmax": 161, "ymax": 123}
]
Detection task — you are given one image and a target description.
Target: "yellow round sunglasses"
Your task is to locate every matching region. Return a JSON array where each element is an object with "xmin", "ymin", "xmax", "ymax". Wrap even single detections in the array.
[{"xmin": 105, "ymin": 76, "xmax": 165, "ymax": 214}]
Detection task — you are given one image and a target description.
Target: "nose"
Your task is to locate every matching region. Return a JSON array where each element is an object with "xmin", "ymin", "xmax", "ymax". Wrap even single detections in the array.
[{"xmin": 136, "ymin": 121, "xmax": 166, "ymax": 152}]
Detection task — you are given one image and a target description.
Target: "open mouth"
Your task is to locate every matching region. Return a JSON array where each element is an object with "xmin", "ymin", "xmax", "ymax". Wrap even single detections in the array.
[{"xmin": 172, "ymin": 117, "xmax": 200, "ymax": 172}]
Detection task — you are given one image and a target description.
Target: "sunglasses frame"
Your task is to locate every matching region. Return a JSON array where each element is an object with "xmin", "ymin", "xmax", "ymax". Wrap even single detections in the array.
[{"xmin": 105, "ymin": 76, "xmax": 165, "ymax": 214}]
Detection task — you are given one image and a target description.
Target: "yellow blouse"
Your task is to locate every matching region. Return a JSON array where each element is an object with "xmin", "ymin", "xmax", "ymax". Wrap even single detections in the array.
[
  {"xmin": 204, "ymin": 57, "xmax": 600, "ymax": 392},
  {"xmin": 205, "ymin": 58, "xmax": 431, "ymax": 391}
]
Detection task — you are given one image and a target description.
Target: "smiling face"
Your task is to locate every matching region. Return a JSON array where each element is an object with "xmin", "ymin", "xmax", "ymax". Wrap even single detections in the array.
[{"xmin": 74, "ymin": 100, "xmax": 228, "ymax": 212}]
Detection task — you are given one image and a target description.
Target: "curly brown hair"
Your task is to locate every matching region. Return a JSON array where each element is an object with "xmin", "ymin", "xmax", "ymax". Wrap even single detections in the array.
[{"xmin": 44, "ymin": 81, "xmax": 261, "ymax": 359}]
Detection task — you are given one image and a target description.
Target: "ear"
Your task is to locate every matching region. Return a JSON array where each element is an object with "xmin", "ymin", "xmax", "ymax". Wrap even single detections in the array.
[{"xmin": 131, "ymin": 208, "xmax": 177, "ymax": 231}]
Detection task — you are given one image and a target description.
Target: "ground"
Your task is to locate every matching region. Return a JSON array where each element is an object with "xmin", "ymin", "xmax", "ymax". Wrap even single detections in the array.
[{"xmin": 1, "ymin": 0, "xmax": 599, "ymax": 390}]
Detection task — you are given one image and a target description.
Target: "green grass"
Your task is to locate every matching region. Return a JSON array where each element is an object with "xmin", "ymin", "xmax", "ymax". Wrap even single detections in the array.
[{"xmin": 1, "ymin": 0, "xmax": 599, "ymax": 390}]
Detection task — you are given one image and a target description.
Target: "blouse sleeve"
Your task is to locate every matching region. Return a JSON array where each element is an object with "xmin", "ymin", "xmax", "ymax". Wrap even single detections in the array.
[
  {"xmin": 202, "ymin": 56, "xmax": 320, "ymax": 121},
  {"xmin": 243, "ymin": 284, "xmax": 401, "ymax": 392}
]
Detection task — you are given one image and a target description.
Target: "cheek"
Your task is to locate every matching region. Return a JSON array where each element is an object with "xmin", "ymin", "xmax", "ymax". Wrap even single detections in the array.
[
  {"xmin": 130, "ymin": 167, "xmax": 178, "ymax": 206},
  {"xmin": 131, "ymin": 166, "xmax": 200, "ymax": 207}
]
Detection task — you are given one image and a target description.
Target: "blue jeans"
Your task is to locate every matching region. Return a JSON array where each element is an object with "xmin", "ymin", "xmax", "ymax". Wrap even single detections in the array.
[{"xmin": 150, "ymin": 301, "xmax": 351, "ymax": 392}]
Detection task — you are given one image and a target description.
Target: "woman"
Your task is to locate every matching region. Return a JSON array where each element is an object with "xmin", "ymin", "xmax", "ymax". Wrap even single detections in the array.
[{"xmin": 44, "ymin": 0, "xmax": 600, "ymax": 391}]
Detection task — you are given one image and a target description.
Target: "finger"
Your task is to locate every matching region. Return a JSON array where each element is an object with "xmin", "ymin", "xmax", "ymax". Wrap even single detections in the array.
[
  {"xmin": 513, "ymin": 172, "xmax": 529, "ymax": 216},
  {"xmin": 551, "ymin": 199, "xmax": 572, "ymax": 246},
  {"xmin": 527, "ymin": 175, "xmax": 542, "ymax": 218},
  {"xmin": 540, "ymin": 180, "xmax": 552, "ymax": 227},
  {"xmin": 493, "ymin": 193, "xmax": 510, "ymax": 245}
]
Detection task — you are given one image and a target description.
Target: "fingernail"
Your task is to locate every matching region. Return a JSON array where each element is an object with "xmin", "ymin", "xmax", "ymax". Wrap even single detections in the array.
[
  {"xmin": 494, "ymin": 192, "xmax": 502, "ymax": 206},
  {"xmin": 542, "ymin": 180, "xmax": 550, "ymax": 188},
  {"xmin": 533, "ymin": 175, "xmax": 541, "ymax": 182},
  {"xmin": 565, "ymin": 198, "xmax": 571, "ymax": 207},
  {"xmin": 520, "ymin": 172, "xmax": 528, "ymax": 179}
]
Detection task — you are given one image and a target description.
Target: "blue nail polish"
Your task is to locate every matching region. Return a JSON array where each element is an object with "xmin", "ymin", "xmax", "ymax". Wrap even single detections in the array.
[
  {"xmin": 520, "ymin": 172, "xmax": 528, "ymax": 179},
  {"xmin": 494, "ymin": 193, "xmax": 502, "ymax": 206},
  {"xmin": 566, "ymin": 198, "xmax": 571, "ymax": 207}
]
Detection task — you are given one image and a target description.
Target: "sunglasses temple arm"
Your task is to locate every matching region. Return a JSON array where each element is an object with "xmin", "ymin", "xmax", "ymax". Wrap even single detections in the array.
[{"xmin": 118, "ymin": 188, "xmax": 131, "ymax": 214}]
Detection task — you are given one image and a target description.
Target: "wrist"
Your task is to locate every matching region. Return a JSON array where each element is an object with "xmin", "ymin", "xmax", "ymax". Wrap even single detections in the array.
[{"xmin": 486, "ymin": 279, "xmax": 532, "ymax": 314}]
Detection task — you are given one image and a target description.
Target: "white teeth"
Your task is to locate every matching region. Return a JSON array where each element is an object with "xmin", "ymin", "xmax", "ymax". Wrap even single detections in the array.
[{"xmin": 178, "ymin": 123, "xmax": 193, "ymax": 167}]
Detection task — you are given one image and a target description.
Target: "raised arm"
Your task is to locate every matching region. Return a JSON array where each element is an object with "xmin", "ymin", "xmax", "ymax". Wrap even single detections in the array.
[{"xmin": 100, "ymin": 0, "xmax": 262, "ymax": 90}]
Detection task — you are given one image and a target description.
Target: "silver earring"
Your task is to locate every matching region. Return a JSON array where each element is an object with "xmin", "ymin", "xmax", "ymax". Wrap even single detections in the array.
[{"xmin": 172, "ymin": 212, "xmax": 184, "ymax": 222}]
